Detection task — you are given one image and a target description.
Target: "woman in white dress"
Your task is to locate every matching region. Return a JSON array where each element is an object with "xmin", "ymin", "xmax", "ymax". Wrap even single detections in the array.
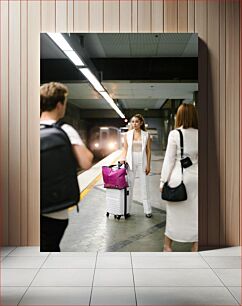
[
  {"xmin": 121, "ymin": 114, "xmax": 152, "ymax": 218},
  {"xmin": 160, "ymin": 104, "xmax": 198, "ymax": 252}
]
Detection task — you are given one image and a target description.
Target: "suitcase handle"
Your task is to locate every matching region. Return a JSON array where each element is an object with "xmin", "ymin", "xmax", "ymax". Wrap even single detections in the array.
[{"xmin": 108, "ymin": 162, "xmax": 127, "ymax": 169}]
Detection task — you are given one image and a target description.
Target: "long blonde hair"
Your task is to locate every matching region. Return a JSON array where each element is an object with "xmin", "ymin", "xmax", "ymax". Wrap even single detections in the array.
[{"xmin": 130, "ymin": 114, "xmax": 146, "ymax": 131}]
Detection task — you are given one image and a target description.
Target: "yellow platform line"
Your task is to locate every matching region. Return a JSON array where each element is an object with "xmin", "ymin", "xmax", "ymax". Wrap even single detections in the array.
[
  {"xmin": 68, "ymin": 154, "xmax": 122, "ymax": 212},
  {"xmin": 80, "ymin": 173, "xmax": 102, "ymax": 201}
]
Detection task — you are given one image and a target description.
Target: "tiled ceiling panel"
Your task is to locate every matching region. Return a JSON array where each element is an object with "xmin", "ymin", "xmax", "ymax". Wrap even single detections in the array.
[
  {"xmin": 41, "ymin": 33, "xmax": 198, "ymax": 59},
  {"xmin": 66, "ymin": 83, "xmax": 101, "ymax": 99},
  {"xmin": 83, "ymin": 33, "xmax": 197, "ymax": 58},
  {"xmin": 121, "ymin": 98, "xmax": 165, "ymax": 109},
  {"xmin": 65, "ymin": 82, "xmax": 198, "ymax": 110},
  {"xmin": 68, "ymin": 98, "xmax": 111, "ymax": 109}
]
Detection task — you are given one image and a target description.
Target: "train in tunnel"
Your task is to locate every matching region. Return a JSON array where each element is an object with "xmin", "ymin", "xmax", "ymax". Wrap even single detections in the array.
[
  {"xmin": 87, "ymin": 125, "xmax": 161, "ymax": 158},
  {"xmin": 88, "ymin": 126, "xmax": 125, "ymax": 158}
]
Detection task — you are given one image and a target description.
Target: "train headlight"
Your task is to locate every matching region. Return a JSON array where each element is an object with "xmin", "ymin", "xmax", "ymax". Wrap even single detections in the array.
[
  {"xmin": 94, "ymin": 143, "xmax": 99, "ymax": 148},
  {"xmin": 108, "ymin": 142, "xmax": 116, "ymax": 150}
]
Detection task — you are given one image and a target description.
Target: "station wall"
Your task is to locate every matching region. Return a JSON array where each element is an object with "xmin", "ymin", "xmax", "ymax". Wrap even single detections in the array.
[
  {"xmin": 65, "ymin": 103, "xmax": 88, "ymax": 144},
  {"xmin": 0, "ymin": 0, "xmax": 240, "ymax": 248}
]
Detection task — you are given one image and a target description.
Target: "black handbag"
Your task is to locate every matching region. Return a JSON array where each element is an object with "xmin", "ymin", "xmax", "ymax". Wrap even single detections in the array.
[
  {"xmin": 161, "ymin": 129, "xmax": 188, "ymax": 202},
  {"xmin": 162, "ymin": 181, "xmax": 187, "ymax": 202}
]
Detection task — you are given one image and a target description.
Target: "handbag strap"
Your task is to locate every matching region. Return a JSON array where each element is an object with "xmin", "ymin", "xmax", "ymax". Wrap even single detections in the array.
[
  {"xmin": 176, "ymin": 129, "xmax": 184, "ymax": 177},
  {"xmin": 176, "ymin": 129, "xmax": 184, "ymax": 159},
  {"xmin": 109, "ymin": 163, "xmax": 124, "ymax": 169}
]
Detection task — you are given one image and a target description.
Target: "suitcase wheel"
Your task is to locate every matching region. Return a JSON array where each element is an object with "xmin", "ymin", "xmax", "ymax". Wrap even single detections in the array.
[
  {"xmin": 116, "ymin": 215, "xmax": 121, "ymax": 220},
  {"xmin": 106, "ymin": 212, "xmax": 109, "ymax": 217}
]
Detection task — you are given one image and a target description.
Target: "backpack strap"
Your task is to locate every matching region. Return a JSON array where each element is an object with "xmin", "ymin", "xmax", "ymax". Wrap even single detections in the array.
[
  {"xmin": 40, "ymin": 120, "xmax": 73, "ymax": 150},
  {"xmin": 40, "ymin": 123, "xmax": 52, "ymax": 128},
  {"xmin": 55, "ymin": 120, "xmax": 79, "ymax": 213},
  {"xmin": 53, "ymin": 119, "xmax": 65, "ymax": 128},
  {"xmin": 40, "ymin": 120, "xmax": 65, "ymax": 129}
]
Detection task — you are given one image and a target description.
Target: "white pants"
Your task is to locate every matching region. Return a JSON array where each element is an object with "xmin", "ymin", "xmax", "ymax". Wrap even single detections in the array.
[{"xmin": 128, "ymin": 152, "xmax": 152, "ymax": 214}]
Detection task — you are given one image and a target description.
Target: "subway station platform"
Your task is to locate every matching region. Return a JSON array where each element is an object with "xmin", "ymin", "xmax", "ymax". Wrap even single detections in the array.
[{"xmin": 61, "ymin": 150, "xmax": 193, "ymax": 252}]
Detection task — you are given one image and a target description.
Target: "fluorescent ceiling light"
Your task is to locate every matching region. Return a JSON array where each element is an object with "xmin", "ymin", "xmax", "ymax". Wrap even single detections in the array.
[
  {"xmin": 99, "ymin": 91, "xmax": 125, "ymax": 118},
  {"xmin": 47, "ymin": 33, "xmax": 72, "ymax": 51},
  {"xmin": 79, "ymin": 68, "xmax": 104, "ymax": 92},
  {"xmin": 64, "ymin": 50, "xmax": 85, "ymax": 66},
  {"xmin": 48, "ymin": 33, "xmax": 85, "ymax": 67},
  {"xmin": 114, "ymin": 108, "xmax": 125, "ymax": 119},
  {"xmin": 99, "ymin": 91, "xmax": 113, "ymax": 104}
]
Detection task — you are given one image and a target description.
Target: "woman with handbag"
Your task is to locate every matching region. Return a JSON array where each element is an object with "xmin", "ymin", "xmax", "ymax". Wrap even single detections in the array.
[
  {"xmin": 160, "ymin": 103, "xmax": 198, "ymax": 252},
  {"xmin": 120, "ymin": 114, "xmax": 152, "ymax": 218}
]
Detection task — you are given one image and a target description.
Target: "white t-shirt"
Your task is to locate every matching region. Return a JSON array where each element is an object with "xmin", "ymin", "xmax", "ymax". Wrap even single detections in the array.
[{"xmin": 40, "ymin": 119, "xmax": 83, "ymax": 220}]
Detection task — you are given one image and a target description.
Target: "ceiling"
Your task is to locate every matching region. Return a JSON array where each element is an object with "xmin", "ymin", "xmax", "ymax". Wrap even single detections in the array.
[
  {"xmin": 66, "ymin": 82, "xmax": 198, "ymax": 109},
  {"xmin": 41, "ymin": 33, "xmax": 198, "ymax": 59},
  {"xmin": 41, "ymin": 33, "xmax": 198, "ymax": 111},
  {"xmin": 80, "ymin": 33, "xmax": 198, "ymax": 58}
]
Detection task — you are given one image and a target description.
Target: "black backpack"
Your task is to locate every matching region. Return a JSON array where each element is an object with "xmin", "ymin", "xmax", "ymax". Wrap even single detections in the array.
[{"xmin": 40, "ymin": 121, "xmax": 80, "ymax": 213}]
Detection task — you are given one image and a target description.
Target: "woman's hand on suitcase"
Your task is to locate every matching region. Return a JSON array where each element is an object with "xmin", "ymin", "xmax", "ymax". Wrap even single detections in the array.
[{"xmin": 145, "ymin": 166, "xmax": 150, "ymax": 175}]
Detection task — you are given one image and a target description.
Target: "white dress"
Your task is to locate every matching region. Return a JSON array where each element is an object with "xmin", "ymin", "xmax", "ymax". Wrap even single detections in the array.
[{"xmin": 160, "ymin": 128, "xmax": 198, "ymax": 242}]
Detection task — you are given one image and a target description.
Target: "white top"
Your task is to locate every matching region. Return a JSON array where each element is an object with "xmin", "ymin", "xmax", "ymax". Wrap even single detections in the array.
[
  {"xmin": 125, "ymin": 129, "xmax": 149, "ymax": 171},
  {"xmin": 40, "ymin": 119, "xmax": 83, "ymax": 220},
  {"xmin": 40, "ymin": 119, "xmax": 83, "ymax": 146},
  {"xmin": 132, "ymin": 139, "xmax": 142, "ymax": 152}
]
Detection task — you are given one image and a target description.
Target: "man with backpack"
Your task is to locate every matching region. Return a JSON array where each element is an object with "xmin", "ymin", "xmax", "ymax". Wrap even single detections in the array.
[{"xmin": 40, "ymin": 82, "xmax": 93, "ymax": 251}]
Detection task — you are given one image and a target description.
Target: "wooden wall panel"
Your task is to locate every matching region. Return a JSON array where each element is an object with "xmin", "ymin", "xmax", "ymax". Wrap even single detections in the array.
[
  {"xmin": 0, "ymin": 1, "xmax": 9, "ymax": 245},
  {"xmin": 138, "ymin": 0, "xmax": 151, "ymax": 32},
  {"xmin": 104, "ymin": 0, "xmax": 119, "ymax": 32},
  {"xmin": 131, "ymin": 0, "xmax": 138, "ymax": 32},
  {"xmin": 41, "ymin": 0, "xmax": 55, "ymax": 32},
  {"xmin": 27, "ymin": 1, "xmax": 40, "ymax": 245},
  {"xmin": 195, "ymin": 0, "xmax": 208, "ymax": 247},
  {"xmin": 219, "ymin": 0, "xmax": 226, "ymax": 246},
  {"xmin": 164, "ymin": 0, "xmax": 178, "ymax": 32},
  {"xmin": 188, "ymin": 0, "xmax": 195, "ymax": 33},
  {"xmin": 90, "ymin": 0, "xmax": 104, "ymax": 32},
  {"xmin": 178, "ymin": 0, "xmax": 188, "ymax": 33},
  {"xmin": 151, "ymin": 0, "xmax": 164, "ymax": 32},
  {"xmin": 207, "ymin": 0, "xmax": 220, "ymax": 247},
  {"xmin": 120, "ymin": 0, "xmax": 132, "ymax": 32},
  {"xmin": 240, "ymin": 0, "xmax": 242, "ymax": 247},
  {"xmin": 9, "ymin": 0, "xmax": 21, "ymax": 245},
  {"xmin": 0, "ymin": 0, "xmax": 240, "ymax": 247},
  {"xmin": 20, "ymin": 0, "xmax": 28, "ymax": 245},
  {"xmin": 67, "ymin": 0, "xmax": 74, "ymax": 32},
  {"xmin": 73, "ymin": 0, "xmax": 89, "ymax": 32},
  {"xmin": 56, "ymin": 0, "xmax": 67, "ymax": 32},
  {"xmin": 225, "ymin": 0, "xmax": 240, "ymax": 246}
]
